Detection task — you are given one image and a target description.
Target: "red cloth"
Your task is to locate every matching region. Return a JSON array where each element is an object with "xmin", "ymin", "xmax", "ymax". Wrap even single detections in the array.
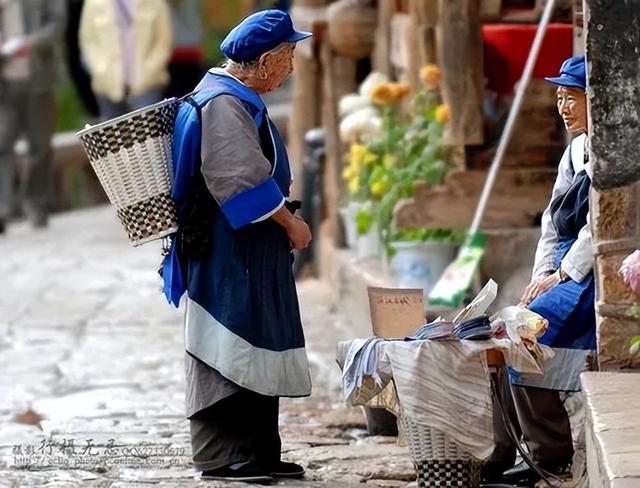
[
  {"xmin": 482, "ymin": 23, "xmax": 573, "ymax": 95},
  {"xmin": 171, "ymin": 47, "xmax": 204, "ymax": 63}
]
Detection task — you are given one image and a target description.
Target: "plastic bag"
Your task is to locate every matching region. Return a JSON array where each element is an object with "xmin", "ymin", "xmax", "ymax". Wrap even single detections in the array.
[{"xmin": 490, "ymin": 306, "xmax": 548, "ymax": 344}]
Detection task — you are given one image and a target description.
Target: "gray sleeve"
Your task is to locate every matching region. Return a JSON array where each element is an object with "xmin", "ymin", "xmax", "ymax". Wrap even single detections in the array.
[
  {"xmin": 28, "ymin": 0, "xmax": 66, "ymax": 50},
  {"xmin": 200, "ymin": 95, "xmax": 273, "ymax": 204},
  {"xmin": 561, "ymin": 216, "xmax": 594, "ymax": 282},
  {"xmin": 532, "ymin": 144, "xmax": 574, "ymax": 279}
]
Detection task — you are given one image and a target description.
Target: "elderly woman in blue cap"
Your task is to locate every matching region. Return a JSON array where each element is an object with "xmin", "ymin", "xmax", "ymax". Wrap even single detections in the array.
[
  {"xmin": 486, "ymin": 55, "xmax": 595, "ymax": 486},
  {"xmin": 162, "ymin": 10, "xmax": 312, "ymax": 483}
]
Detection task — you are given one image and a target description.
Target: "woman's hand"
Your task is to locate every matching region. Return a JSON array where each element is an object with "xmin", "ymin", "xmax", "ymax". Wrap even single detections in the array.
[
  {"xmin": 286, "ymin": 215, "xmax": 312, "ymax": 250},
  {"xmin": 271, "ymin": 205, "xmax": 312, "ymax": 250},
  {"xmin": 519, "ymin": 270, "xmax": 562, "ymax": 306}
]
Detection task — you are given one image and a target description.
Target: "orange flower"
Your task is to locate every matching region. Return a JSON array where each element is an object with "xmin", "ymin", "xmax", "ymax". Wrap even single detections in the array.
[
  {"xmin": 370, "ymin": 82, "xmax": 412, "ymax": 106},
  {"xmin": 390, "ymin": 82, "xmax": 412, "ymax": 100},
  {"xmin": 420, "ymin": 64, "xmax": 441, "ymax": 90},
  {"xmin": 370, "ymin": 83, "xmax": 397, "ymax": 106},
  {"xmin": 435, "ymin": 104, "xmax": 450, "ymax": 125}
]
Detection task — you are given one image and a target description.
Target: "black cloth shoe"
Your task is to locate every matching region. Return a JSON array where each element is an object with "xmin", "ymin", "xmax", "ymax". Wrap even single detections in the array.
[
  {"xmin": 502, "ymin": 460, "xmax": 571, "ymax": 486},
  {"xmin": 264, "ymin": 460, "xmax": 305, "ymax": 478},
  {"xmin": 481, "ymin": 462, "xmax": 509, "ymax": 484},
  {"xmin": 201, "ymin": 462, "xmax": 273, "ymax": 483}
]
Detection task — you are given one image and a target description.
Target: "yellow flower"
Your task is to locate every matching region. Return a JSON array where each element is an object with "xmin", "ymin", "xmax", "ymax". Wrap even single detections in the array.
[
  {"xmin": 349, "ymin": 143, "xmax": 377, "ymax": 168},
  {"xmin": 370, "ymin": 83, "xmax": 397, "ymax": 106},
  {"xmin": 348, "ymin": 177, "xmax": 360, "ymax": 194},
  {"xmin": 363, "ymin": 150, "xmax": 377, "ymax": 167},
  {"xmin": 341, "ymin": 165, "xmax": 356, "ymax": 181},
  {"xmin": 349, "ymin": 144, "xmax": 367, "ymax": 168},
  {"xmin": 370, "ymin": 180, "xmax": 390, "ymax": 198},
  {"xmin": 435, "ymin": 104, "xmax": 450, "ymax": 125},
  {"xmin": 383, "ymin": 153, "xmax": 397, "ymax": 169},
  {"xmin": 420, "ymin": 64, "xmax": 441, "ymax": 90}
]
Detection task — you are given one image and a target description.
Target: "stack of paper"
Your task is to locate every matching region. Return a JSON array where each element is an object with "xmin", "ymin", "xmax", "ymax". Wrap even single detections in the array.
[
  {"xmin": 406, "ymin": 320, "xmax": 455, "ymax": 341},
  {"xmin": 453, "ymin": 315, "xmax": 492, "ymax": 340}
]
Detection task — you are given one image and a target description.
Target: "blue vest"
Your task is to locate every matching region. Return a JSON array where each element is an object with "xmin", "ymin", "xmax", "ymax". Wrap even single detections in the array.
[{"xmin": 162, "ymin": 72, "xmax": 291, "ymax": 307}]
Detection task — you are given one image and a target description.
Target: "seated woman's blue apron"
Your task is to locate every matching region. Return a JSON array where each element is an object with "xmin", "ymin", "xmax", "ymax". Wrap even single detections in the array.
[{"xmin": 511, "ymin": 158, "xmax": 596, "ymax": 391}]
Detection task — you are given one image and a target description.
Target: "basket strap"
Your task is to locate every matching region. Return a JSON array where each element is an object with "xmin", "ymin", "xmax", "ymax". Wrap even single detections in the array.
[{"xmin": 184, "ymin": 95, "xmax": 204, "ymax": 124}]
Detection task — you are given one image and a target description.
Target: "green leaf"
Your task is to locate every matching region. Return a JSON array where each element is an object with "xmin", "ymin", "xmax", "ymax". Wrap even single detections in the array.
[
  {"xmin": 420, "ymin": 159, "xmax": 449, "ymax": 186},
  {"xmin": 390, "ymin": 228, "xmax": 466, "ymax": 243},
  {"xmin": 355, "ymin": 210, "xmax": 374, "ymax": 235},
  {"xmin": 630, "ymin": 335, "xmax": 640, "ymax": 357},
  {"xmin": 421, "ymin": 143, "xmax": 441, "ymax": 162},
  {"xmin": 369, "ymin": 165, "xmax": 387, "ymax": 185}
]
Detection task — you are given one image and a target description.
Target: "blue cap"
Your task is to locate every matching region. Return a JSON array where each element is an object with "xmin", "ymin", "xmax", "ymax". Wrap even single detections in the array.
[
  {"xmin": 220, "ymin": 9, "xmax": 312, "ymax": 62},
  {"xmin": 545, "ymin": 55, "xmax": 586, "ymax": 89}
]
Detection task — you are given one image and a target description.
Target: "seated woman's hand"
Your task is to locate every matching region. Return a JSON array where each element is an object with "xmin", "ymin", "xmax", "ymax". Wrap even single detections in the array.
[{"xmin": 519, "ymin": 270, "xmax": 562, "ymax": 306}]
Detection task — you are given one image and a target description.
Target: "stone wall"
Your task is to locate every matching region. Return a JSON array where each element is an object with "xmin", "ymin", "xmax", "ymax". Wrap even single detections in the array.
[
  {"xmin": 591, "ymin": 184, "xmax": 640, "ymax": 369},
  {"xmin": 586, "ymin": 0, "xmax": 640, "ymax": 370}
]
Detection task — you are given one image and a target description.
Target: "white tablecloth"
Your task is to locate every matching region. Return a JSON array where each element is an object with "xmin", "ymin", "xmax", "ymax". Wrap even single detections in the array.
[{"xmin": 337, "ymin": 338, "xmax": 536, "ymax": 460}]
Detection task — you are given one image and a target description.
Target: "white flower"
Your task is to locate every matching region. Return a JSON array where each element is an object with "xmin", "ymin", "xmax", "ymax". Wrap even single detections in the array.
[
  {"xmin": 339, "ymin": 93, "xmax": 372, "ymax": 119},
  {"xmin": 339, "ymin": 107, "xmax": 382, "ymax": 144}
]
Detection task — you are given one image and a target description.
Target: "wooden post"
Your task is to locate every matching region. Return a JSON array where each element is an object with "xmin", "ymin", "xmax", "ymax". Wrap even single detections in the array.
[
  {"xmin": 572, "ymin": 0, "xmax": 585, "ymax": 54},
  {"xmin": 585, "ymin": 0, "xmax": 640, "ymax": 369},
  {"xmin": 288, "ymin": 1, "xmax": 329, "ymax": 198},
  {"xmin": 372, "ymin": 0, "xmax": 395, "ymax": 76},
  {"xmin": 405, "ymin": 0, "xmax": 438, "ymax": 89},
  {"xmin": 436, "ymin": 0, "xmax": 484, "ymax": 150},
  {"xmin": 289, "ymin": 55, "xmax": 322, "ymax": 199},
  {"xmin": 321, "ymin": 37, "xmax": 358, "ymax": 245}
]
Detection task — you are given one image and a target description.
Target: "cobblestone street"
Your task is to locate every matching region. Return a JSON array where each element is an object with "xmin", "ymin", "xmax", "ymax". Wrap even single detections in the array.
[{"xmin": 0, "ymin": 207, "xmax": 415, "ymax": 487}]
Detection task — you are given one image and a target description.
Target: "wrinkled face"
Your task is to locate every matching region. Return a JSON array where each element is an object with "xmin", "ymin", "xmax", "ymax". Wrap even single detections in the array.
[
  {"xmin": 556, "ymin": 86, "xmax": 587, "ymax": 135},
  {"xmin": 258, "ymin": 43, "xmax": 295, "ymax": 93}
]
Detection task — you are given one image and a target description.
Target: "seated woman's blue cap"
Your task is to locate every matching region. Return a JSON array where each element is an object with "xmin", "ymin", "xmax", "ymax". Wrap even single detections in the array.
[
  {"xmin": 220, "ymin": 9, "xmax": 312, "ymax": 62},
  {"xmin": 545, "ymin": 55, "xmax": 586, "ymax": 89}
]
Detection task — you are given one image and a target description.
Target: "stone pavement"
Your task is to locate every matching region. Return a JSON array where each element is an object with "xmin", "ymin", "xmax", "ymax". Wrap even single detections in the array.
[{"xmin": 0, "ymin": 207, "xmax": 415, "ymax": 487}]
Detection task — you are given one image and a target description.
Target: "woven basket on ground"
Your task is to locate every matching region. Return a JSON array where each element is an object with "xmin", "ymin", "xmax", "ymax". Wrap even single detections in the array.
[
  {"xmin": 399, "ymin": 413, "xmax": 481, "ymax": 488},
  {"xmin": 327, "ymin": 0, "xmax": 378, "ymax": 59},
  {"xmin": 77, "ymin": 99, "xmax": 179, "ymax": 246}
]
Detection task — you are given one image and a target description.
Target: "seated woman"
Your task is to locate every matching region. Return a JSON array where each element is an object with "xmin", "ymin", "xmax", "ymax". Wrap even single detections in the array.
[{"xmin": 488, "ymin": 55, "xmax": 596, "ymax": 486}]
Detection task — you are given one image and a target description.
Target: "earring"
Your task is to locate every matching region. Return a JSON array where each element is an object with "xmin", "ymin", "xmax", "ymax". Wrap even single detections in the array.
[{"xmin": 259, "ymin": 70, "xmax": 268, "ymax": 80}]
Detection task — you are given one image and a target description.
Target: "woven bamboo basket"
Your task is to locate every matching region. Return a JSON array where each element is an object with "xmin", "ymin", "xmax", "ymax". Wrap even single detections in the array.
[
  {"xmin": 399, "ymin": 413, "xmax": 481, "ymax": 488},
  {"xmin": 76, "ymin": 99, "xmax": 179, "ymax": 246}
]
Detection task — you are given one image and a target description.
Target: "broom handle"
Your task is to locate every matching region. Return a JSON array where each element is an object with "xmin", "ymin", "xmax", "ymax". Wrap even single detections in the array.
[{"xmin": 468, "ymin": 0, "xmax": 557, "ymax": 237}]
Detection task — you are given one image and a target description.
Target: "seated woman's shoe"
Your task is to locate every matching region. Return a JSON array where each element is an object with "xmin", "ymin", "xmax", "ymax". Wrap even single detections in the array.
[
  {"xmin": 201, "ymin": 461, "xmax": 273, "ymax": 483},
  {"xmin": 264, "ymin": 460, "xmax": 305, "ymax": 478},
  {"xmin": 502, "ymin": 461, "xmax": 540, "ymax": 486},
  {"xmin": 480, "ymin": 462, "xmax": 509, "ymax": 484},
  {"xmin": 502, "ymin": 460, "xmax": 571, "ymax": 486}
]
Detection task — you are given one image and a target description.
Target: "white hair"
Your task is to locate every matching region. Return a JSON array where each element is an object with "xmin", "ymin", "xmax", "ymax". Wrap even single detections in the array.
[
  {"xmin": 222, "ymin": 57, "xmax": 260, "ymax": 73},
  {"xmin": 222, "ymin": 42, "xmax": 294, "ymax": 75}
]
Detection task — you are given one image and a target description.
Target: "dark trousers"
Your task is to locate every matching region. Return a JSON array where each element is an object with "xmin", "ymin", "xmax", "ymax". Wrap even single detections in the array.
[
  {"xmin": 490, "ymin": 368, "xmax": 574, "ymax": 470},
  {"xmin": 189, "ymin": 390, "xmax": 281, "ymax": 472},
  {"xmin": 0, "ymin": 82, "xmax": 54, "ymax": 221}
]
